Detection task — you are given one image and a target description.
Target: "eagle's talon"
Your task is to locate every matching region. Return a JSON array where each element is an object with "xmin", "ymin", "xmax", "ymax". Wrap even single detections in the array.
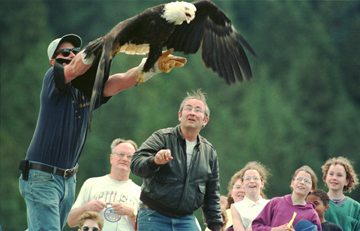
[{"xmin": 136, "ymin": 72, "xmax": 145, "ymax": 85}]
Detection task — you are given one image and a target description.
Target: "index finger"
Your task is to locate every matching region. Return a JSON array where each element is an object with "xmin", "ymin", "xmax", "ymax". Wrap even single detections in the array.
[
  {"xmin": 112, "ymin": 202, "xmax": 122, "ymax": 206},
  {"xmin": 99, "ymin": 201, "xmax": 107, "ymax": 207}
]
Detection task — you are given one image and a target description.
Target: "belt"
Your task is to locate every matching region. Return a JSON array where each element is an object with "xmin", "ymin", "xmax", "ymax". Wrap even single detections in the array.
[
  {"xmin": 30, "ymin": 163, "xmax": 78, "ymax": 179},
  {"xmin": 139, "ymin": 204, "xmax": 153, "ymax": 210}
]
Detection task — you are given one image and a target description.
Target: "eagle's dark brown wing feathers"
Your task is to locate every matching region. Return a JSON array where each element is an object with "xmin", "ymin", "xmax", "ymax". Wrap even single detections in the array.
[
  {"xmin": 165, "ymin": 0, "xmax": 255, "ymax": 84},
  {"xmin": 83, "ymin": 6, "xmax": 170, "ymax": 130},
  {"xmin": 237, "ymin": 33, "xmax": 258, "ymax": 60},
  {"xmin": 82, "ymin": 0, "xmax": 257, "ymax": 130},
  {"xmin": 86, "ymin": 37, "xmax": 113, "ymax": 130}
]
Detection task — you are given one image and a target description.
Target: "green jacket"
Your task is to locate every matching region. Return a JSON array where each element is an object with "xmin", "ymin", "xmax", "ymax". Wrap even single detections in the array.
[{"xmin": 325, "ymin": 196, "xmax": 360, "ymax": 231}]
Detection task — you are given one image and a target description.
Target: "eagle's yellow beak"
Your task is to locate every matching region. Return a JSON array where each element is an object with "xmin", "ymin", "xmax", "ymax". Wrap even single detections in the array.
[{"xmin": 185, "ymin": 11, "xmax": 195, "ymax": 24}]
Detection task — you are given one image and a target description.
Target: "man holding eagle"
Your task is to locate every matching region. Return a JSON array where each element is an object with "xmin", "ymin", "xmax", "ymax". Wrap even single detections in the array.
[
  {"xmin": 19, "ymin": 0, "xmax": 256, "ymax": 230},
  {"xmin": 19, "ymin": 35, "xmax": 186, "ymax": 230}
]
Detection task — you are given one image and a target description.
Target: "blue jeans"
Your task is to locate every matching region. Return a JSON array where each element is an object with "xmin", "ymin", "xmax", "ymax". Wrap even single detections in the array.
[
  {"xmin": 137, "ymin": 208, "xmax": 199, "ymax": 231},
  {"xmin": 19, "ymin": 169, "xmax": 76, "ymax": 231}
]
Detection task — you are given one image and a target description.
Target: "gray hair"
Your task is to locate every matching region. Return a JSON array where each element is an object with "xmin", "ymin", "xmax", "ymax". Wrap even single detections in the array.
[
  {"xmin": 110, "ymin": 138, "xmax": 138, "ymax": 153},
  {"xmin": 178, "ymin": 89, "xmax": 210, "ymax": 118}
]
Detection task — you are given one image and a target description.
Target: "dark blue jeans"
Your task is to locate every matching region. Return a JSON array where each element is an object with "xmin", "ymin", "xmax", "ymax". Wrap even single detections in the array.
[
  {"xmin": 19, "ymin": 168, "xmax": 76, "ymax": 230},
  {"xmin": 138, "ymin": 208, "xmax": 199, "ymax": 231}
]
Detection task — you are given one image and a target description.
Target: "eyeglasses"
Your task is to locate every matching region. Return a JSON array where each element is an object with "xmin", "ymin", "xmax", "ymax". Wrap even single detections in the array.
[
  {"xmin": 53, "ymin": 47, "xmax": 80, "ymax": 58},
  {"xmin": 243, "ymin": 176, "xmax": 261, "ymax": 181},
  {"xmin": 294, "ymin": 177, "xmax": 311, "ymax": 184},
  {"xmin": 81, "ymin": 226, "xmax": 100, "ymax": 231},
  {"xmin": 113, "ymin": 152, "xmax": 133, "ymax": 159},
  {"xmin": 183, "ymin": 105, "xmax": 204, "ymax": 114},
  {"xmin": 233, "ymin": 184, "xmax": 243, "ymax": 189}
]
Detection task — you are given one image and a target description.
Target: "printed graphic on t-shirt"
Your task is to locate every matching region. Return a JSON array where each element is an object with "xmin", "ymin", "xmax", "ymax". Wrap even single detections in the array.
[
  {"xmin": 94, "ymin": 191, "xmax": 137, "ymax": 223},
  {"xmin": 104, "ymin": 207, "xmax": 121, "ymax": 222}
]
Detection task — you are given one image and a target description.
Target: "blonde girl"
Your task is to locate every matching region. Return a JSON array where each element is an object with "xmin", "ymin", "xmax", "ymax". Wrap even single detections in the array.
[{"xmin": 231, "ymin": 161, "xmax": 270, "ymax": 231}]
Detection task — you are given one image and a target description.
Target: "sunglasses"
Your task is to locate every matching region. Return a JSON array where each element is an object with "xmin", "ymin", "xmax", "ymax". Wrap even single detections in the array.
[
  {"xmin": 53, "ymin": 47, "xmax": 80, "ymax": 58},
  {"xmin": 81, "ymin": 226, "xmax": 100, "ymax": 231}
]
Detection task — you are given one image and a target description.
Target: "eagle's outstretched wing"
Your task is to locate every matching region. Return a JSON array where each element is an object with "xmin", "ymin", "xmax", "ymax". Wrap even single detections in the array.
[
  {"xmin": 83, "ymin": 4, "xmax": 168, "ymax": 130},
  {"xmin": 165, "ymin": 0, "xmax": 257, "ymax": 85},
  {"xmin": 82, "ymin": 0, "xmax": 257, "ymax": 130},
  {"xmin": 83, "ymin": 36, "xmax": 115, "ymax": 130}
]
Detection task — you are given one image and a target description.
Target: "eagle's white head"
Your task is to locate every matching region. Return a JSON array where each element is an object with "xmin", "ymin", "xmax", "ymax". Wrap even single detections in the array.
[{"xmin": 162, "ymin": 1, "xmax": 196, "ymax": 25}]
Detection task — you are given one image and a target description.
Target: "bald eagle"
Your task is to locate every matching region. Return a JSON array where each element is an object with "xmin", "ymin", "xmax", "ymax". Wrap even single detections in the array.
[{"xmin": 83, "ymin": 0, "xmax": 257, "ymax": 128}]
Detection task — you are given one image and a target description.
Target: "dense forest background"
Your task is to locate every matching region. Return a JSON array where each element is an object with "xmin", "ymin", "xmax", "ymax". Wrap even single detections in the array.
[{"xmin": 1, "ymin": 0, "xmax": 360, "ymax": 230}]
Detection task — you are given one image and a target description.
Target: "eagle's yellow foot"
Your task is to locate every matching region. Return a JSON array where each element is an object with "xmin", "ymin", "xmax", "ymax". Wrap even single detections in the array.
[{"xmin": 135, "ymin": 72, "xmax": 145, "ymax": 86}]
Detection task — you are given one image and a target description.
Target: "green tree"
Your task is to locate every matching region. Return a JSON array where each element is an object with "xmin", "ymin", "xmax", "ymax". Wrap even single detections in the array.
[
  {"xmin": 1, "ymin": 1, "xmax": 360, "ymax": 230},
  {"xmin": 1, "ymin": 0, "xmax": 53, "ymax": 229}
]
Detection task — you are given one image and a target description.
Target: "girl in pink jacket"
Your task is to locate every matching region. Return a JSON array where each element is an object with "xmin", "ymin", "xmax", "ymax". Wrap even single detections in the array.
[{"xmin": 252, "ymin": 165, "xmax": 322, "ymax": 231}]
